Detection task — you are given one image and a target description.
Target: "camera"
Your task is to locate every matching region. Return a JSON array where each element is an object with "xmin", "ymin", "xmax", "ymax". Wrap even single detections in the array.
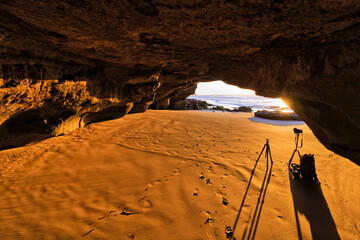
[{"xmin": 293, "ymin": 128, "xmax": 303, "ymax": 134}]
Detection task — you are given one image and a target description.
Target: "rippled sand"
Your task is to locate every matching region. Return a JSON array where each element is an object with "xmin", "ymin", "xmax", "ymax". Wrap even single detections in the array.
[{"xmin": 0, "ymin": 110, "xmax": 359, "ymax": 239}]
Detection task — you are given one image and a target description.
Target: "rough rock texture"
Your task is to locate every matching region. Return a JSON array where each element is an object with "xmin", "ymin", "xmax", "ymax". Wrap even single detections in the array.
[
  {"xmin": 0, "ymin": 0, "xmax": 359, "ymax": 164},
  {"xmin": 255, "ymin": 110, "xmax": 301, "ymax": 121},
  {"xmin": 209, "ymin": 106, "xmax": 253, "ymax": 112},
  {"xmin": 233, "ymin": 107, "xmax": 252, "ymax": 113},
  {"xmin": 184, "ymin": 99, "xmax": 208, "ymax": 110}
]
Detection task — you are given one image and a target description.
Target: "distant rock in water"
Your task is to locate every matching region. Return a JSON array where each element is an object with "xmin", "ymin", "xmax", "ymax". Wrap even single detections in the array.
[
  {"xmin": 232, "ymin": 106, "xmax": 252, "ymax": 112},
  {"xmin": 209, "ymin": 106, "xmax": 252, "ymax": 112},
  {"xmin": 210, "ymin": 106, "xmax": 230, "ymax": 111},
  {"xmin": 185, "ymin": 99, "xmax": 208, "ymax": 110},
  {"xmin": 255, "ymin": 110, "xmax": 301, "ymax": 121}
]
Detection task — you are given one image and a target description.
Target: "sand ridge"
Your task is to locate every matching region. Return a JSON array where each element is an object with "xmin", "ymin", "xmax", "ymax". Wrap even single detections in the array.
[{"xmin": 0, "ymin": 110, "xmax": 359, "ymax": 239}]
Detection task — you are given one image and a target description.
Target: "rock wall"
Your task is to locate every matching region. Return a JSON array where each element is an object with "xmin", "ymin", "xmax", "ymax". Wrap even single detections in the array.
[{"xmin": 0, "ymin": 0, "xmax": 359, "ymax": 165}]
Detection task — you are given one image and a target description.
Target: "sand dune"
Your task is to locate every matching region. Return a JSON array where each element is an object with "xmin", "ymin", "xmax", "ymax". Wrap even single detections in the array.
[{"xmin": 0, "ymin": 110, "xmax": 359, "ymax": 239}]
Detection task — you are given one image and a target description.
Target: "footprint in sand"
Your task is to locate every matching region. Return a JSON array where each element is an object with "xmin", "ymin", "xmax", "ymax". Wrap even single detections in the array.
[
  {"xmin": 145, "ymin": 179, "xmax": 162, "ymax": 190},
  {"xmin": 205, "ymin": 217, "xmax": 214, "ymax": 224},
  {"xmin": 204, "ymin": 211, "xmax": 215, "ymax": 225},
  {"xmin": 173, "ymin": 168, "xmax": 181, "ymax": 175},
  {"xmin": 277, "ymin": 215, "xmax": 286, "ymax": 223},
  {"xmin": 273, "ymin": 209, "xmax": 286, "ymax": 223},
  {"xmin": 97, "ymin": 209, "xmax": 119, "ymax": 220},
  {"xmin": 137, "ymin": 196, "xmax": 153, "ymax": 211},
  {"xmin": 128, "ymin": 233, "xmax": 135, "ymax": 239},
  {"xmin": 143, "ymin": 200, "xmax": 152, "ymax": 209},
  {"xmin": 206, "ymin": 178, "xmax": 212, "ymax": 186},
  {"xmin": 222, "ymin": 197, "xmax": 229, "ymax": 206},
  {"xmin": 121, "ymin": 207, "xmax": 136, "ymax": 216}
]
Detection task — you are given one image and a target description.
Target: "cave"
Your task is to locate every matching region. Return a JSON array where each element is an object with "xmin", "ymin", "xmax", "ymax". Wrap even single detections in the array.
[
  {"xmin": 0, "ymin": 1, "xmax": 359, "ymax": 166},
  {"xmin": 1, "ymin": 1, "xmax": 360, "ymax": 239}
]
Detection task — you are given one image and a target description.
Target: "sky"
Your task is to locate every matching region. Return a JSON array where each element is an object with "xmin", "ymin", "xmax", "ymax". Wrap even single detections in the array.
[{"xmin": 195, "ymin": 80, "xmax": 255, "ymax": 95}]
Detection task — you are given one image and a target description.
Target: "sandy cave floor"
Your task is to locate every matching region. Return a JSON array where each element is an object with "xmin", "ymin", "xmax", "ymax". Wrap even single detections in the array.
[{"xmin": 0, "ymin": 110, "xmax": 359, "ymax": 239}]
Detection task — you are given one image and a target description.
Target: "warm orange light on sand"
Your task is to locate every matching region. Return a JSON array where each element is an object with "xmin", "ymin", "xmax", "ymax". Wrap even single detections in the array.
[{"xmin": 0, "ymin": 110, "xmax": 358, "ymax": 239}]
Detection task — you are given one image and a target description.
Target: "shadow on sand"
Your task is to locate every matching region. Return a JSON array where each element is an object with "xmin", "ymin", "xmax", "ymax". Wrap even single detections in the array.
[
  {"xmin": 228, "ymin": 140, "xmax": 273, "ymax": 240},
  {"xmin": 289, "ymin": 173, "xmax": 340, "ymax": 240}
]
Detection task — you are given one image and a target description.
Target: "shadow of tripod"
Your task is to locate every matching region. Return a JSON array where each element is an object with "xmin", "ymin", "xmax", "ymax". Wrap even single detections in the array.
[
  {"xmin": 287, "ymin": 130, "xmax": 340, "ymax": 239},
  {"xmin": 289, "ymin": 171, "xmax": 340, "ymax": 240},
  {"xmin": 227, "ymin": 139, "xmax": 273, "ymax": 240}
]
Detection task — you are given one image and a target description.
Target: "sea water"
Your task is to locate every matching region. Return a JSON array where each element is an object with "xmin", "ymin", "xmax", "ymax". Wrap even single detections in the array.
[{"xmin": 187, "ymin": 95, "xmax": 293, "ymax": 112}]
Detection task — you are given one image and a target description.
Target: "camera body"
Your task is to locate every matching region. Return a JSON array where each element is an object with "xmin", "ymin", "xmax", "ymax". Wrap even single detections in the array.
[{"xmin": 293, "ymin": 128, "xmax": 303, "ymax": 134}]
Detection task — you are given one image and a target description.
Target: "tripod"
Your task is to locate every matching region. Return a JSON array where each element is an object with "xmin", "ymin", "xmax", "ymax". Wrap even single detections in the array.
[
  {"xmin": 257, "ymin": 139, "xmax": 273, "ymax": 169},
  {"xmin": 227, "ymin": 139, "xmax": 273, "ymax": 239},
  {"xmin": 288, "ymin": 128, "xmax": 303, "ymax": 167},
  {"xmin": 288, "ymin": 128, "xmax": 303, "ymax": 179}
]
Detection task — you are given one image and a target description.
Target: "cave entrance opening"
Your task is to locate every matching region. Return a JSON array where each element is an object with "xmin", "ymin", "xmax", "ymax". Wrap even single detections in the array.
[{"xmin": 187, "ymin": 80, "xmax": 293, "ymax": 114}]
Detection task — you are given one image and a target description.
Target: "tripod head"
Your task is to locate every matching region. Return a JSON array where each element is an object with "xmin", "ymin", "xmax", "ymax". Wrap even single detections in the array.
[
  {"xmin": 293, "ymin": 128, "xmax": 303, "ymax": 149},
  {"xmin": 293, "ymin": 128, "xmax": 303, "ymax": 134}
]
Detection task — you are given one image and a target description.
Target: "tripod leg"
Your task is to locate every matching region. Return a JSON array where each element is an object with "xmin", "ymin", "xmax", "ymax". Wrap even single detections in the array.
[
  {"xmin": 264, "ymin": 143, "xmax": 269, "ymax": 160},
  {"xmin": 265, "ymin": 145, "xmax": 269, "ymax": 169},
  {"xmin": 258, "ymin": 144, "xmax": 266, "ymax": 159},
  {"xmin": 288, "ymin": 150, "xmax": 296, "ymax": 167},
  {"xmin": 231, "ymin": 141, "xmax": 267, "ymax": 237},
  {"xmin": 297, "ymin": 150, "xmax": 301, "ymax": 159},
  {"xmin": 267, "ymin": 144, "xmax": 273, "ymax": 164},
  {"xmin": 249, "ymin": 144, "xmax": 266, "ymax": 175}
]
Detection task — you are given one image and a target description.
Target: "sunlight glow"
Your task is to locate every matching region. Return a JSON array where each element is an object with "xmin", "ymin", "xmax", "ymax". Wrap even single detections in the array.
[
  {"xmin": 192, "ymin": 81, "xmax": 292, "ymax": 112},
  {"xmin": 279, "ymin": 98, "xmax": 290, "ymax": 108},
  {"xmin": 195, "ymin": 81, "xmax": 255, "ymax": 96}
]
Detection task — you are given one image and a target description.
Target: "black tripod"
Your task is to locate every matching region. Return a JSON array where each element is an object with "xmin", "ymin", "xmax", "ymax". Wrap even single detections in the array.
[
  {"xmin": 288, "ymin": 128, "xmax": 303, "ymax": 178},
  {"xmin": 227, "ymin": 139, "xmax": 273, "ymax": 240},
  {"xmin": 288, "ymin": 128, "xmax": 303, "ymax": 166}
]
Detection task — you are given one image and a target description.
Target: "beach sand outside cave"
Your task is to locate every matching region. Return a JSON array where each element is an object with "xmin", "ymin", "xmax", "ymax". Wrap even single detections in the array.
[{"xmin": 0, "ymin": 110, "xmax": 359, "ymax": 239}]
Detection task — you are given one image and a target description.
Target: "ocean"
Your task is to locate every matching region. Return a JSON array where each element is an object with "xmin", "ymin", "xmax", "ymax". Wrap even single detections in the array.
[{"xmin": 187, "ymin": 95, "xmax": 293, "ymax": 113}]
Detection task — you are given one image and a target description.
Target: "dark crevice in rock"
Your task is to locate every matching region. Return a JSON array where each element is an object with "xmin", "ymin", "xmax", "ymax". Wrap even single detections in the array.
[
  {"xmin": 130, "ymin": 0, "xmax": 159, "ymax": 16},
  {"xmin": 80, "ymin": 103, "xmax": 134, "ymax": 127},
  {"xmin": 139, "ymin": 33, "xmax": 170, "ymax": 46},
  {"xmin": 0, "ymin": 105, "xmax": 75, "ymax": 150}
]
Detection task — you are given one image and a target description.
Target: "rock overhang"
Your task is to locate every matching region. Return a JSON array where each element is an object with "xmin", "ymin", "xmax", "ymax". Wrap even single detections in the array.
[{"xmin": 0, "ymin": 0, "xmax": 359, "ymax": 165}]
